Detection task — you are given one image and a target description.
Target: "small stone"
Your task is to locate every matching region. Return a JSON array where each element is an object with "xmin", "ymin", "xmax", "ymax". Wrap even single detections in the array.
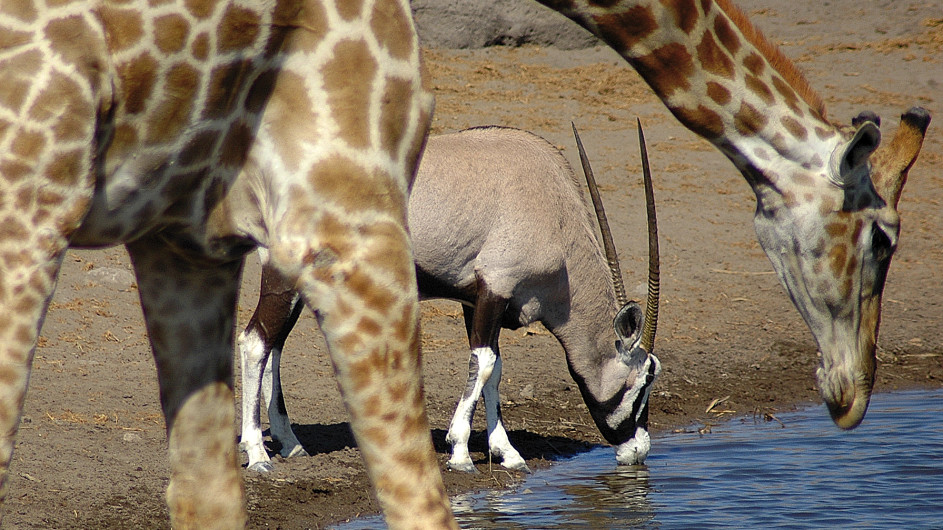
[{"xmin": 520, "ymin": 383, "xmax": 535, "ymax": 400}]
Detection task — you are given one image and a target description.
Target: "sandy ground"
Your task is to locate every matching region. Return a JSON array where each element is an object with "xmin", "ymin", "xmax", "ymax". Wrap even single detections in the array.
[{"xmin": 3, "ymin": 1, "xmax": 941, "ymax": 528}]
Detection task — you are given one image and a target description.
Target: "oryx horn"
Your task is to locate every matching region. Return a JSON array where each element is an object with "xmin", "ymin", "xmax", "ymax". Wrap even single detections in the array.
[
  {"xmin": 637, "ymin": 119, "xmax": 660, "ymax": 353},
  {"xmin": 572, "ymin": 122, "xmax": 628, "ymax": 306}
]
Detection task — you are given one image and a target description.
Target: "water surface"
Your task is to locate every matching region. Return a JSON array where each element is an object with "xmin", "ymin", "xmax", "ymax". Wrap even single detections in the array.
[{"xmin": 337, "ymin": 389, "xmax": 943, "ymax": 528}]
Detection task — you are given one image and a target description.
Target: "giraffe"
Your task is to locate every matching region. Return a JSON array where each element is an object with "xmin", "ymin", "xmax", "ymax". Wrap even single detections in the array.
[
  {"xmin": 0, "ymin": 0, "xmax": 455, "ymax": 528},
  {"xmin": 527, "ymin": 0, "xmax": 929, "ymax": 429},
  {"xmin": 0, "ymin": 0, "xmax": 928, "ymax": 527}
]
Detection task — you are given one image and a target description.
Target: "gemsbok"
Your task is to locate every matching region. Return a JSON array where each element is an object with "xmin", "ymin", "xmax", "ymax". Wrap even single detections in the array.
[{"xmin": 239, "ymin": 123, "xmax": 662, "ymax": 473}]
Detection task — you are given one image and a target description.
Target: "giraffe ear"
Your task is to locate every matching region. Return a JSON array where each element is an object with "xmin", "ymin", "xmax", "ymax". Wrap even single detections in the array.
[
  {"xmin": 829, "ymin": 120, "xmax": 880, "ymax": 188},
  {"xmin": 870, "ymin": 107, "xmax": 931, "ymax": 208},
  {"xmin": 847, "ymin": 121, "xmax": 881, "ymax": 175}
]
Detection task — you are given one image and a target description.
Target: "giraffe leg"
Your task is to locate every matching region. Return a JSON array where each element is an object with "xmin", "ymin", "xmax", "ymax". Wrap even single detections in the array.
[
  {"xmin": 239, "ymin": 255, "xmax": 306, "ymax": 472},
  {"xmin": 126, "ymin": 237, "xmax": 246, "ymax": 530},
  {"xmin": 445, "ymin": 278, "xmax": 527, "ymax": 472},
  {"xmin": 268, "ymin": 213, "xmax": 454, "ymax": 529},
  {"xmin": 0, "ymin": 239, "xmax": 69, "ymax": 514}
]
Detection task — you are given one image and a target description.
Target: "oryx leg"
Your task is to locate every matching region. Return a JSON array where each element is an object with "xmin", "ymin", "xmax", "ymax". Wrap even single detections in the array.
[
  {"xmin": 446, "ymin": 277, "xmax": 528, "ymax": 472},
  {"xmin": 239, "ymin": 252, "xmax": 307, "ymax": 472}
]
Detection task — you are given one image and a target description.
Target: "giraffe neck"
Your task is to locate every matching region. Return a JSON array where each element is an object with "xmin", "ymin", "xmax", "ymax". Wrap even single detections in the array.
[{"xmin": 544, "ymin": 0, "xmax": 839, "ymax": 186}]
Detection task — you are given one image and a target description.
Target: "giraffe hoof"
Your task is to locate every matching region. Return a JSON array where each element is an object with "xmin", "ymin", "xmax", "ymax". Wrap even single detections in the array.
[
  {"xmin": 446, "ymin": 460, "xmax": 479, "ymax": 473},
  {"xmin": 247, "ymin": 461, "xmax": 275, "ymax": 473}
]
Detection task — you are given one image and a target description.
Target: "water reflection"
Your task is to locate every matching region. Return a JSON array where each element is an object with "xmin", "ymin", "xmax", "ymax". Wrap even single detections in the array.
[
  {"xmin": 335, "ymin": 390, "xmax": 943, "ymax": 529},
  {"xmin": 448, "ymin": 462, "xmax": 654, "ymax": 529},
  {"xmin": 558, "ymin": 465, "xmax": 654, "ymax": 528}
]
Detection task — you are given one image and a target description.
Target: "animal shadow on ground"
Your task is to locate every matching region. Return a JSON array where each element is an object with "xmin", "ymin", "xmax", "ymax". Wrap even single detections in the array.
[
  {"xmin": 260, "ymin": 423, "xmax": 597, "ymax": 464},
  {"xmin": 430, "ymin": 428, "xmax": 597, "ymax": 464}
]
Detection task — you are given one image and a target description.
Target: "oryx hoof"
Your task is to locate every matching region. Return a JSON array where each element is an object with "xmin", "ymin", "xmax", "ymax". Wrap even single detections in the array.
[
  {"xmin": 501, "ymin": 456, "xmax": 531, "ymax": 473},
  {"xmin": 279, "ymin": 444, "xmax": 309, "ymax": 459},
  {"xmin": 447, "ymin": 459, "xmax": 479, "ymax": 473},
  {"xmin": 247, "ymin": 461, "xmax": 275, "ymax": 473}
]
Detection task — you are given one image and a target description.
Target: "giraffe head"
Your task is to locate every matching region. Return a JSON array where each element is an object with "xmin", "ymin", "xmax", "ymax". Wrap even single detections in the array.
[
  {"xmin": 537, "ymin": 0, "xmax": 932, "ymax": 429},
  {"xmin": 751, "ymin": 108, "xmax": 929, "ymax": 429}
]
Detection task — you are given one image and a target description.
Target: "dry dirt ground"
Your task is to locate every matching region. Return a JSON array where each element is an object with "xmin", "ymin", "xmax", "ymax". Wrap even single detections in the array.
[{"xmin": 4, "ymin": 1, "xmax": 942, "ymax": 528}]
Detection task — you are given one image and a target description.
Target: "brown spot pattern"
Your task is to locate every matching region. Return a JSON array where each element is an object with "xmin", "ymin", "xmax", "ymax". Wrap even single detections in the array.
[
  {"xmin": 359, "ymin": 222, "xmax": 412, "ymax": 288},
  {"xmin": 244, "ymin": 67, "xmax": 277, "ymax": 114},
  {"xmin": 771, "ymin": 76, "xmax": 802, "ymax": 115},
  {"xmin": 734, "ymin": 101, "xmax": 767, "ymax": 136},
  {"xmin": 845, "ymin": 254, "xmax": 858, "ymax": 279},
  {"xmin": 357, "ymin": 316, "xmax": 382, "ymax": 338},
  {"xmin": 184, "ymin": 0, "xmax": 215, "ymax": 19},
  {"xmin": 0, "ymin": 50, "xmax": 42, "ymax": 113},
  {"xmin": 10, "ymin": 130, "xmax": 45, "ymax": 162},
  {"xmin": 310, "ymin": 156, "xmax": 400, "ymax": 215},
  {"xmin": 0, "ymin": 217, "xmax": 27, "ymax": 241},
  {"xmin": 594, "ymin": 5, "xmax": 658, "ymax": 52},
  {"xmin": 179, "ymin": 130, "xmax": 220, "ymax": 167},
  {"xmin": 790, "ymin": 172, "xmax": 814, "ymax": 187},
  {"xmin": 147, "ymin": 62, "xmax": 200, "ymax": 143},
  {"xmin": 118, "ymin": 54, "xmax": 159, "ymax": 115},
  {"xmin": 673, "ymin": 104, "xmax": 724, "ymax": 139},
  {"xmin": 370, "ymin": 0, "xmax": 413, "ymax": 60},
  {"xmin": 696, "ymin": 29, "xmax": 734, "ymax": 78},
  {"xmin": 273, "ymin": 0, "xmax": 327, "ymax": 46},
  {"xmin": 218, "ymin": 4, "xmax": 261, "ymax": 52},
  {"xmin": 826, "ymin": 222, "xmax": 848, "ymax": 238},
  {"xmin": 378, "ymin": 77, "xmax": 413, "ymax": 155},
  {"xmin": 265, "ymin": 71, "xmax": 317, "ymax": 171},
  {"xmin": 0, "ymin": 159, "xmax": 34, "ymax": 183},
  {"xmin": 706, "ymin": 81, "xmax": 731, "ymax": 105},
  {"xmin": 322, "ymin": 39, "xmax": 376, "ymax": 150},
  {"xmin": 713, "ymin": 14, "xmax": 741, "ymax": 54},
  {"xmin": 44, "ymin": 149, "xmax": 83, "ymax": 186},
  {"xmin": 632, "ymin": 43, "xmax": 694, "ymax": 97},
  {"xmin": 154, "ymin": 14, "xmax": 190, "ymax": 54},
  {"xmin": 346, "ymin": 267, "xmax": 396, "ymax": 314},
  {"xmin": 781, "ymin": 115, "xmax": 808, "ymax": 140},
  {"xmin": 98, "ymin": 4, "xmax": 144, "ymax": 52},
  {"xmin": 0, "ymin": 28, "xmax": 31, "ymax": 50},
  {"xmin": 828, "ymin": 243, "xmax": 847, "ymax": 278},
  {"xmin": 219, "ymin": 120, "xmax": 254, "ymax": 168},
  {"xmin": 743, "ymin": 52, "xmax": 765, "ymax": 76},
  {"xmin": 815, "ymin": 126, "xmax": 836, "ymax": 141},
  {"xmin": 363, "ymin": 425, "xmax": 389, "ymax": 446},
  {"xmin": 191, "ymin": 33, "xmax": 210, "ymax": 60},
  {"xmin": 203, "ymin": 59, "xmax": 253, "ymax": 120},
  {"xmin": 43, "ymin": 16, "xmax": 95, "ymax": 70},
  {"xmin": 337, "ymin": 0, "xmax": 363, "ymax": 20},
  {"xmin": 0, "ymin": 0, "xmax": 37, "ymax": 22},
  {"xmin": 744, "ymin": 74, "xmax": 774, "ymax": 105},
  {"xmin": 348, "ymin": 355, "xmax": 376, "ymax": 392},
  {"xmin": 662, "ymin": 0, "xmax": 699, "ymax": 34},
  {"xmin": 311, "ymin": 211, "xmax": 357, "ymax": 262}
]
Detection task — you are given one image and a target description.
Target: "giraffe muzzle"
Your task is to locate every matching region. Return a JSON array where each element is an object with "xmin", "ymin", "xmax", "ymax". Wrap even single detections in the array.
[{"xmin": 817, "ymin": 364, "xmax": 873, "ymax": 430}]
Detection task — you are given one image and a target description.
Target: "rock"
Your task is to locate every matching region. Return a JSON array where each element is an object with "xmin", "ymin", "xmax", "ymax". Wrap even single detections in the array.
[
  {"xmin": 521, "ymin": 383, "xmax": 535, "ymax": 400},
  {"xmin": 411, "ymin": 0, "xmax": 598, "ymax": 50},
  {"xmin": 87, "ymin": 267, "xmax": 136, "ymax": 289},
  {"xmin": 122, "ymin": 432, "xmax": 142, "ymax": 443}
]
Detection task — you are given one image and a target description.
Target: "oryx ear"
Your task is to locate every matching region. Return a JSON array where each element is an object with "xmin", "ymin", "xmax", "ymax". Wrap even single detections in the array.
[
  {"xmin": 613, "ymin": 302, "xmax": 643, "ymax": 351},
  {"xmin": 831, "ymin": 121, "xmax": 881, "ymax": 187}
]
